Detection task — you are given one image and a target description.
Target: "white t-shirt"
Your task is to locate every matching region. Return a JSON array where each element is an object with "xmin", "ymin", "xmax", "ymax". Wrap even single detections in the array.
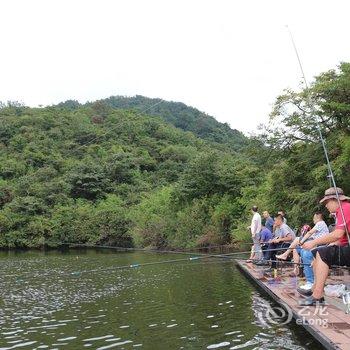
[
  {"xmin": 312, "ymin": 220, "xmax": 329, "ymax": 239},
  {"xmin": 251, "ymin": 212, "xmax": 262, "ymax": 235}
]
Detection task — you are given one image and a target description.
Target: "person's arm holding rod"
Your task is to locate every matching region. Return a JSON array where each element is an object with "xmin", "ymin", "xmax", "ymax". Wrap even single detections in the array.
[{"xmin": 302, "ymin": 229, "xmax": 344, "ymax": 250}]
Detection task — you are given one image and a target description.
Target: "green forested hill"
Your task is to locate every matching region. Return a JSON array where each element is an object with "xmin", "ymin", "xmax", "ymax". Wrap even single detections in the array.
[
  {"xmin": 0, "ymin": 102, "xmax": 256, "ymax": 248},
  {"xmin": 57, "ymin": 95, "xmax": 248, "ymax": 150},
  {"xmin": 1, "ymin": 62, "xmax": 350, "ymax": 249}
]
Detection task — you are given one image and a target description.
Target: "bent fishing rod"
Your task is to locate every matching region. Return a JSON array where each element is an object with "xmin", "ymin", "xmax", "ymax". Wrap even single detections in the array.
[
  {"xmin": 57, "ymin": 241, "xmax": 243, "ymax": 256},
  {"xmin": 3, "ymin": 246, "xmax": 302, "ymax": 280},
  {"xmin": 54, "ymin": 240, "xmax": 298, "ymax": 257},
  {"xmin": 2, "ymin": 252, "xmax": 244, "ymax": 279},
  {"xmin": 286, "ymin": 26, "xmax": 350, "ymax": 247}
]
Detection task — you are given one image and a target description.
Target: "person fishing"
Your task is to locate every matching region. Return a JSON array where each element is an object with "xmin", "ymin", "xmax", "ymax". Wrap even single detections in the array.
[
  {"xmin": 276, "ymin": 224, "xmax": 311, "ymax": 274},
  {"xmin": 300, "ymin": 187, "xmax": 350, "ymax": 306},
  {"xmin": 260, "ymin": 224, "xmax": 274, "ymax": 260},
  {"xmin": 255, "ymin": 214, "xmax": 294, "ymax": 267},
  {"xmin": 276, "ymin": 212, "xmax": 329, "ymax": 293},
  {"xmin": 276, "ymin": 224, "xmax": 311, "ymax": 261},
  {"xmin": 246, "ymin": 224, "xmax": 272, "ymax": 263},
  {"xmin": 249, "ymin": 206, "xmax": 263, "ymax": 261},
  {"xmin": 262, "ymin": 211, "xmax": 274, "ymax": 233}
]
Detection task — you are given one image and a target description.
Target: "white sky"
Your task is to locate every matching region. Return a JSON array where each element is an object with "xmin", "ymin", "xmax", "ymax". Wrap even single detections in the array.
[{"xmin": 1, "ymin": 0, "xmax": 349, "ymax": 134}]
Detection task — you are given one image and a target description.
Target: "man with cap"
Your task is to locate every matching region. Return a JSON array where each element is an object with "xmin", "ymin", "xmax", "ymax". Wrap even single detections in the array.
[{"xmin": 300, "ymin": 187, "xmax": 350, "ymax": 306}]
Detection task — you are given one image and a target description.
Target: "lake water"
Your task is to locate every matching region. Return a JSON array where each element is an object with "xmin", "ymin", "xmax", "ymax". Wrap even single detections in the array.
[{"xmin": 0, "ymin": 249, "xmax": 320, "ymax": 349}]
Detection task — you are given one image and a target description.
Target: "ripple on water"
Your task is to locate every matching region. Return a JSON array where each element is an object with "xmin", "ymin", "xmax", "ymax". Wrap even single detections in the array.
[
  {"xmin": 57, "ymin": 336, "xmax": 77, "ymax": 341},
  {"xmin": 229, "ymin": 339, "xmax": 258, "ymax": 349},
  {"xmin": 166, "ymin": 324, "xmax": 177, "ymax": 328},
  {"xmin": 224, "ymin": 331, "xmax": 241, "ymax": 336},
  {"xmin": 0, "ymin": 251, "xmax": 319, "ymax": 350},
  {"xmin": 96, "ymin": 340, "xmax": 133, "ymax": 349},
  {"xmin": 207, "ymin": 341, "xmax": 231, "ymax": 349},
  {"xmin": 83, "ymin": 335, "xmax": 114, "ymax": 342},
  {"xmin": 2, "ymin": 340, "xmax": 38, "ymax": 349}
]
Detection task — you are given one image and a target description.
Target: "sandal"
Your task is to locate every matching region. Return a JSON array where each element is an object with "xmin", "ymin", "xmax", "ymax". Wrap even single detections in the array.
[{"xmin": 276, "ymin": 254, "xmax": 288, "ymax": 261}]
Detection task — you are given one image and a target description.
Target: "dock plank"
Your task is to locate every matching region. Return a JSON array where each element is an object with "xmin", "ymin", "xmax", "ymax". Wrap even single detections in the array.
[{"xmin": 236, "ymin": 259, "xmax": 350, "ymax": 350}]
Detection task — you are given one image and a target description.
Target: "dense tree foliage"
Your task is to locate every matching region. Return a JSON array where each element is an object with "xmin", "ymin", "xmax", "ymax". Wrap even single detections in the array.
[
  {"xmin": 58, "ymin": 95, "xmax": 248, "ymax": 151},
  {"xmin": 0, "ymin": 100, "xmax": 254, "ymax": 248},
  {"xmin": 1, "ymin": 62, "xmax": 350, "ymax": 249},
  {"xmin": 233, "ymin": 62, "xmax": 350, "ymax": 241}
]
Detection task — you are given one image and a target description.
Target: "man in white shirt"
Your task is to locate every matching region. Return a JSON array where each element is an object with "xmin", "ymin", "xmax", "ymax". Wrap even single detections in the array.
[{"xmin": 250, "ymin": 206, "xmax": 262, "ymax": 260}]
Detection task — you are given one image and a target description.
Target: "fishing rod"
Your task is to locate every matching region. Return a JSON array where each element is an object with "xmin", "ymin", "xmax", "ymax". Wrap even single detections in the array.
[
  {"xmin": 250, "ymin": 258, "xmax": 350, "ymax": 272},
  {"xmin": 54, "ymin": 242, "xmax": 230, "ymax": 257},
  {"xmin": 249, "ymin": 258, "xmax": 310, "ymax": 267},
  {"xmin": 286, "ymin": 26, "xmax": 350, "ymax": 247},
  {"xmin": 3, "ymin": 246, "xmax": 301, "ymax": 280},
  {"xmin": 3, "ymin": 254, "xmax": 311, "ymax": 281},
  {"xmin": 56, "ymin": 241, "xmax": 241, "ymax": 256},
  {"xmin": 286, "ymin": 26, "xmax": 350, "ymax": 246},
  {"xmin": 67, "ymin": 253, "xmax": 350, "ymax": 277},
  {"xmin": 1, "ymin": 255, "xmax": 208, "ymax": 279},
  {"xmin": 56, "ymin": 241, "xmax": 300, "ymax": 257},
  {"xmin": 3, "ymin": 252, "xmax": 238, "ymax": 280},
  {"xmin": 11, "ymin": 241, "xmax": 348, "ymax": 281},
  {"xmin": 70, "ymin": 253, "xmax": 312, "ymax": 276}
]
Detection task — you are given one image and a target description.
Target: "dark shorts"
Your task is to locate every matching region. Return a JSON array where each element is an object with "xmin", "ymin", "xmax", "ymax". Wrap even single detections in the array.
[{"xmin": 312, "ymin": 245, "xmax": 350, "ymax": 268}]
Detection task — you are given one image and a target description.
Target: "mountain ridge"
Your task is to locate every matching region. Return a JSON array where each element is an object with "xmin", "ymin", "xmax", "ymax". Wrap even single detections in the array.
[{"xmin": 56, "ymin": 95, "xmax": 248, "ymax": 151}]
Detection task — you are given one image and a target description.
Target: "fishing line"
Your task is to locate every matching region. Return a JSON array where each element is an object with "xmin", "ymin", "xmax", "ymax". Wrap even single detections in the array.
[
  {"xmin": 7, "ymin": 243, "xmax": 347, "ymax": 280},
  {"xmin": 286, "ymin": 25, "xmax": 350, "ymax": 247},
  {"xmin": 55, "ymin": 241, "xmax": 301, "ymax": 256},
  {"xmin": 0, "ymin": 244, "xmax": 302, "ymax": 280},
  {"xmin": 54, "ymin": 241, "xmax": 241, "ymax": 255},
  {"xmin": 2, "ymin": 253, "xmax": 237, "ymax": 280},
  {"xmin": 2, "ymin": 247, "xmax": 301, "ymax": 280}
]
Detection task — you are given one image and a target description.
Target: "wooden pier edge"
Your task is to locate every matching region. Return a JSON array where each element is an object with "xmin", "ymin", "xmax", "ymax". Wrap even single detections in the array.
[{"xmin": 235, "ymin": 259, "xmax": 341, "ymax": 350}]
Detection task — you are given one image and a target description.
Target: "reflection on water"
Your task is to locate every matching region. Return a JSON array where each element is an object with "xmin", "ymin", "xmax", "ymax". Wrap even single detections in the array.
[{"xmin": 0, "ymin": 250, "xmax": 320, "ymax": 349}]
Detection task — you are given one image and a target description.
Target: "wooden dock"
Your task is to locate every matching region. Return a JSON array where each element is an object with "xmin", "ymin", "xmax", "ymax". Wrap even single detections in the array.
[{"xmin": 236, "ymin": 259, "xmax": 350, "ymax": 350}]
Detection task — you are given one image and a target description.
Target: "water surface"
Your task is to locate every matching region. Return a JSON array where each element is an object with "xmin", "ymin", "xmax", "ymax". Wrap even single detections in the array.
[{"xmin": 0, "ymin": 249, "xmax": 320, "ymax": 349}]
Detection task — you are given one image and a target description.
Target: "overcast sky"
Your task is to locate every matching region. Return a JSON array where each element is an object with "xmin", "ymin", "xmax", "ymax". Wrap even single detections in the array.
[{"xmin": 1, "ymin": 0, "xmax": 349, "ymax": 134}]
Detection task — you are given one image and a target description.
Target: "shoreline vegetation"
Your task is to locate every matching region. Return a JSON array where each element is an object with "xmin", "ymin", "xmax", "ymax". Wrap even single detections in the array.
[
  {"xmin": 0, "ymin": 241, "xmax": 247, "ymax": 254},
  {"xmin": 0, "ymin": 63, "xmax": 350, "ymax": 250}
]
